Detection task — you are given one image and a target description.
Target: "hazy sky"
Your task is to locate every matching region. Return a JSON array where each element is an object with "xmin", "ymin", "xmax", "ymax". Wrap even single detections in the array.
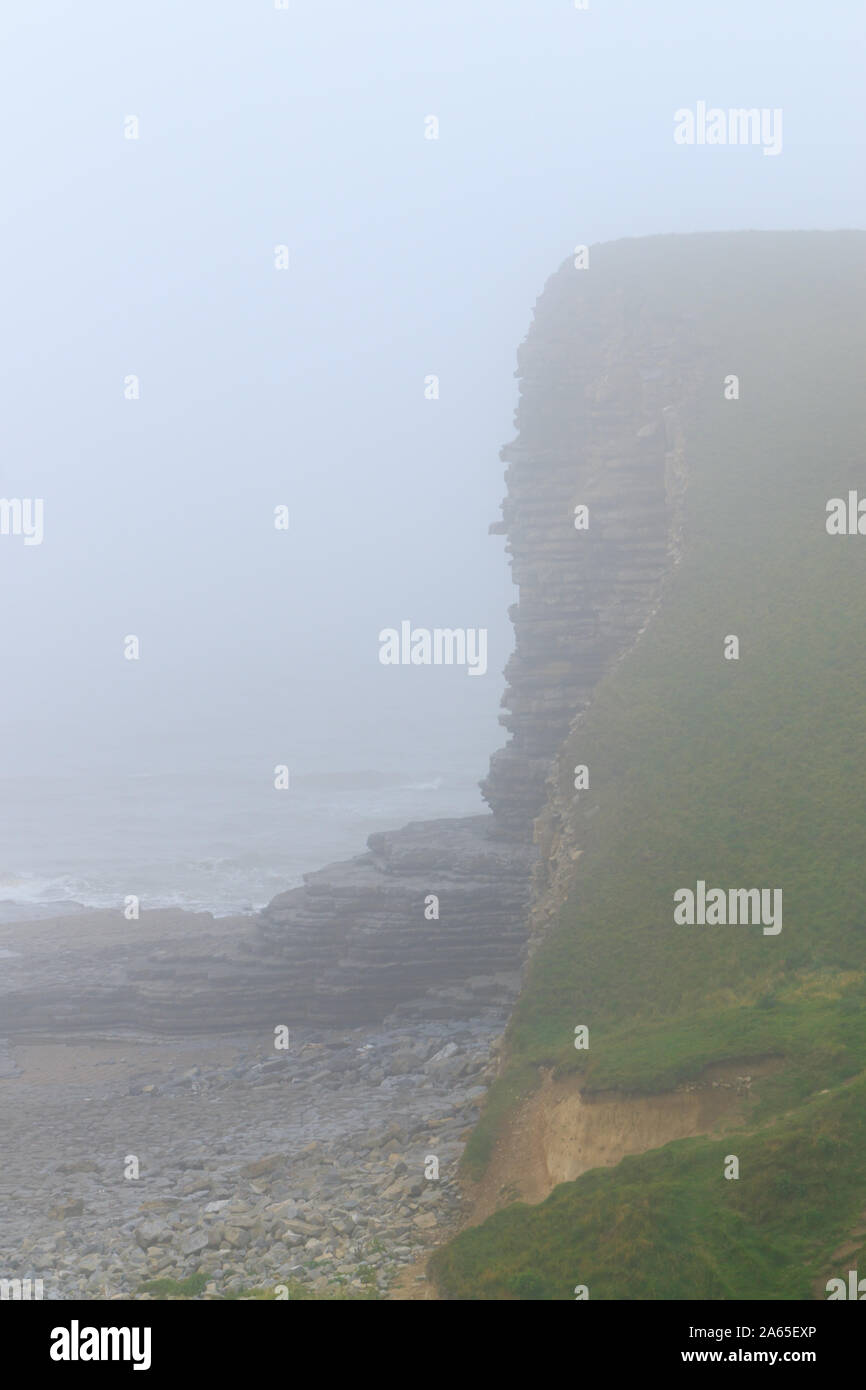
[{"xmin": 1, "ymin": 0, "xmax": 863, "ymax": 778}]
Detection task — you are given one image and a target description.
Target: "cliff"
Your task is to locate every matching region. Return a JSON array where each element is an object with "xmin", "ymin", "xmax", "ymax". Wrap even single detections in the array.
[
  {"xmin": 430, "ymin": 230, "xmax": 866, "ymax": 1300},
  {"xmin": 482, "ymin": 255, "xmax": 700, "ymax": 837}
]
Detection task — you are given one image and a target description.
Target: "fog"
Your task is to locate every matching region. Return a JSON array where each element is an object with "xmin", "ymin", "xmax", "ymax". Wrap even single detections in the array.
[{"xmin": 0, "ymin": 0, "xmax": 862, "ymax": 784}]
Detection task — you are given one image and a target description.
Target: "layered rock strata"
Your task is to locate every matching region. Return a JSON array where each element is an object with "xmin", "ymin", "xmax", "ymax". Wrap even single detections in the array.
[{"xmin": 483, "ymin": 263, "xmax": 701, "ymax": 836}]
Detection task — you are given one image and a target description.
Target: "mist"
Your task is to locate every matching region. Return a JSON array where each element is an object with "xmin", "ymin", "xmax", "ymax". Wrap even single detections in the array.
[{"xmin": 2, "ymin": 0, "xmax": 861, "ymax": 786}]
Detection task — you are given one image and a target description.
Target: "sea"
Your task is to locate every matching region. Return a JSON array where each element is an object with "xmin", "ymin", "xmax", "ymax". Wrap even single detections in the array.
[{"xmin": 0, "ymin": 759, "xmax": 489, "ymax": 924}]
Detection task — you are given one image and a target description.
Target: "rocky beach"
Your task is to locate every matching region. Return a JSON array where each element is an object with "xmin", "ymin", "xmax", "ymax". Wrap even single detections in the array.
[
  {"xmin": 1, "ymin": 1001, "xmax": 502, "ymax": 1301},
  {"xmin": 0, "ymin": 901, "xmax": 517, "ymax": 1300}
]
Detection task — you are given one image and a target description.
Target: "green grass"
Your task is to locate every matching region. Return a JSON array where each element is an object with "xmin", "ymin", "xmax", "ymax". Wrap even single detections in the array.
[
  {"xmin": 432, "ymin": 1074, "xmax": 866, "ymax": 1300},
  {"xmin": 220, "ymin": 1280, "xmax": 380, "ymax": 1301},
  {"xmin": 440, "ymin": 231, "xmax": 866, "ymax": 1296},
  {"xmin": 137, "ymin": 1271, "xmax": 209, "ymax": 1299}
]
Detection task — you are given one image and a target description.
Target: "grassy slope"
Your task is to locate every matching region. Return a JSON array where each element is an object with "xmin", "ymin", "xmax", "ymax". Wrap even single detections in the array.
[{"xmin": 432, "ymin": 231, "xmax": 866, "ymax": 1298}]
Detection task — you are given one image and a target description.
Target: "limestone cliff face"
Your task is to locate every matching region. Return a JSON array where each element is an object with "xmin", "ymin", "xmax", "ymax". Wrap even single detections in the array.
[
  {"xmin": 482, "ymin": 256, "xmax": 700, "ymax": 841},
  {"xmin": 480, "ymin": 253, "xmax": 704, "ymax": 948},
  {"xmin": 0, "ymin": 250, "xmax": 703, "ymax": 1036}
]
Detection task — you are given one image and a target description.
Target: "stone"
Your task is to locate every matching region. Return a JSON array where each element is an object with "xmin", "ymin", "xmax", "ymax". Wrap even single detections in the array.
[
  {"xmin": 135, "ymin": 1220, "xmax": 172, "ymax": 1250},
  {"xmin": 240, "ymin": 1154, "xmax": 284, "ymax": 1179},
  {"xmin": 181, "ymin": 1232, "xmax": 209, "ymax": 1257},
  {"xmin": 48, "ymin": 1199, "xmax": 85, "ymax": 1220}
]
